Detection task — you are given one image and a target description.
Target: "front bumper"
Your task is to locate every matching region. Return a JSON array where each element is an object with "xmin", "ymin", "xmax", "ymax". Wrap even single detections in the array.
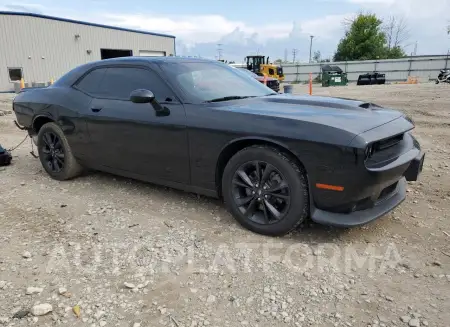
[
  {"xmin": 311, "ymin": 151, "xmax": 425, "ymax": 228},
  {"xmin": 311, "ymin": 178, "xmax": 406, "ymax": 227}
]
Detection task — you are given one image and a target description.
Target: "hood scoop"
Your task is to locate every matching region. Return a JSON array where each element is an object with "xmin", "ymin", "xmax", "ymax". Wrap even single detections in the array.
[
  {"xmin": 264, "ymin": 95, "xmax": 382, "ymax": 111},
  {"xmin": 359, "ymin": 102, "xmax": 382, "ymax": 109}
]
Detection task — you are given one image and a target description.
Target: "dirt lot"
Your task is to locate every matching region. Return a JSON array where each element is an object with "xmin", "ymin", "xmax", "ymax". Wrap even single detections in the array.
[{"xmin": 0, "ymin": 83, "xmax": 449, "ymax": 327}]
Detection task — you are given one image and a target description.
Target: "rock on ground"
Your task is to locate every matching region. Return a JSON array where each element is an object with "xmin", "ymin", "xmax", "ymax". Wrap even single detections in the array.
[{"xmin": 31, "ymin": 303, "xmax": 53, "ymax": 316}]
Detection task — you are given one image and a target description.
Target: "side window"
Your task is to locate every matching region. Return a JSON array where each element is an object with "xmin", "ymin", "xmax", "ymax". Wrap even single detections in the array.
[
  {"xmin": 76, "ymin": 68, "xmax": 107, "ymax": 94},
  {"xmin": 97, "ymin": 67, "xmax": 174, "ymax": 102}
]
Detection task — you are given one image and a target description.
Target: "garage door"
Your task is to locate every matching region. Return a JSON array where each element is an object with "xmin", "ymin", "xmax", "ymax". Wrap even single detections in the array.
[{"xmin": 139, "ymin": 50, "xmax": 166, "ymax": 57}]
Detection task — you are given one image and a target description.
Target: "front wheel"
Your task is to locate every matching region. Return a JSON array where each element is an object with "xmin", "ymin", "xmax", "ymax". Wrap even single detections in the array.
[
  {"xmin": 436, "ymin": 80, "xmax": 440, "ymax": 84},
  {"xmin": 222, "ymin": 146, "xmax": 309, "ymax": 236}
]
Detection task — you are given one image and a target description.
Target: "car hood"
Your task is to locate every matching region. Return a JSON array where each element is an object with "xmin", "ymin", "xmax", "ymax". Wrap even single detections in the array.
[{"xmin": 221, "ymin": 94, "xmax": 405, "ymax": 135}]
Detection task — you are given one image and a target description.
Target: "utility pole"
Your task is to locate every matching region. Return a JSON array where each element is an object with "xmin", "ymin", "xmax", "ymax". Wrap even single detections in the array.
[
  {"xmin": 284, "ymin": 48, "xmax": 288, "ymax": 63},
  {"xmin": 292, "ymin": 49, "xmax": 298, "ymax": 63},
  {"xmin": 309, "ymin": 35, "xmax": 314, "ymax": 63},
  {"xmin": 217, "ymin": 43, "xmax": 223, "ymax": 61},
  {"xmin": 413, "ymin": 41, "xmax": 418, "ymax": 56}
]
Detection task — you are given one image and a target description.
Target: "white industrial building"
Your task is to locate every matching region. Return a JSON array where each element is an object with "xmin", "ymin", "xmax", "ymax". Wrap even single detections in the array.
[{"xmin": 0, "ymin": 11, "xmax": 176, "ymax": 92}]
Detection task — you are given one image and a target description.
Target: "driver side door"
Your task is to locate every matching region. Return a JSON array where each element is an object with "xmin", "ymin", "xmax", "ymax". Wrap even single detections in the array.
[{"xmin": 75, "ymin": 65, "xmax": 190, "ymax": 184}]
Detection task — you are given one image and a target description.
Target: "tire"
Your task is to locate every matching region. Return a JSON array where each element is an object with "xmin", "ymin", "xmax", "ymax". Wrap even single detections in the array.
[
  {"xmin": 436, "ymin": 80, "xmax": 440, "ymax": 84},
  {"xmin": 222, "ymin": 145, "xmax": 309, "ymax": 236},
  {"xmin": 37, "ymin": 122, "xmax": 83, "ymax": 181}
]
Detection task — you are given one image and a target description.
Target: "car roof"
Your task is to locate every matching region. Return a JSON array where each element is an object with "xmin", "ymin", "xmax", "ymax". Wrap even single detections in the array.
[
  {"xmin": 53, "ymin": 57, "xmax": 222, "ymax": 86},
  {"xmin": 99, "ymin": 56, "xmax": 215, "ymax": 64}
]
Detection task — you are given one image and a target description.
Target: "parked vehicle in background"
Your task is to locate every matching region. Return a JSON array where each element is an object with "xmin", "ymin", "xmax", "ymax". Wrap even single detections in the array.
[
  {"xmin": 357, "ymin": 72, "xmax": 386, "ymax": 86},
  {"xmin": 436, "ymin": 69, "xmax": 450, "ymax": 84},
  {"xmin": 236, "ymin": 68, "xmax": 280, "ymax": 92},
  {"xmin": 245, "ymin": 55, "xmax": 284, "ymax": 82},
  {"xmin": 321, "ymin": 65, "xmax": 348, "ymax": 87},
  {"xmin": 13, "ymin": 57, "xmax": 424, "ymax": 236}
]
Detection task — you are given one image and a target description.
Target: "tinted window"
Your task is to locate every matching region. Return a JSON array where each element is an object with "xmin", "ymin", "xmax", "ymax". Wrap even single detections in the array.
[
  {"xmin": 162, "ymin": 62, "xmax": 275, "ymax": 103},
  {"xmin": 76, "ymin": 68, "xmax": 107, "ymax": 94},
  {"xmin": 97, "ymin": 67, "xmax": 173, "ymax": 102}
]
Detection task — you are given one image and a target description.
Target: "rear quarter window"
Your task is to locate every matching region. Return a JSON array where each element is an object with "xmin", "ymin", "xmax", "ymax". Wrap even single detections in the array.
[{"xmin": 75, "ymin": 69, "xmax": 107, "ymax": 94}]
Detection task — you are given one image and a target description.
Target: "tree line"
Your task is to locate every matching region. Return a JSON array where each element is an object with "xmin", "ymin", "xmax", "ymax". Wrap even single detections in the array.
[
  {"xmin": 274, "ymin": 13, "xmax": 416, "ymax": 64},
  {"xmin": 333, "ymin": 13, "xmax": 409, "ymax": 61}
]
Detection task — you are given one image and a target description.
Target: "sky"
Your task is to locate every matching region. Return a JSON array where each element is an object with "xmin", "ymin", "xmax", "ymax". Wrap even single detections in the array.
[{"xmin": 0, "ymin": 0, "xmax": 449, "ymax": 62}]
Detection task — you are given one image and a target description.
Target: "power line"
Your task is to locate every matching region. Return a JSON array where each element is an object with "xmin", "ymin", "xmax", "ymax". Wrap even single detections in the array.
[{"xmin": 217, "ymin": 43, "xmax": 223, "ymax": 61}]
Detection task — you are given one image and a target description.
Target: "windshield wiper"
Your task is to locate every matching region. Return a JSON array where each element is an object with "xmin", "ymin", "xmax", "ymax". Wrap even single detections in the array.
[{"xmin": 205, "ymin": 96, "xmax": 256, "ymax": 103}]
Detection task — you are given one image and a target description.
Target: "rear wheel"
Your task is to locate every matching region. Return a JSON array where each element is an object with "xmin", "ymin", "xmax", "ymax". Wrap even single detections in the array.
[
  {"xmin": 222, "ymin": 145, "xmax": 309, "ymax": 236},
  {"xmin": 37, "ymin": 122, "xmax": 83, "ymax": 180}
]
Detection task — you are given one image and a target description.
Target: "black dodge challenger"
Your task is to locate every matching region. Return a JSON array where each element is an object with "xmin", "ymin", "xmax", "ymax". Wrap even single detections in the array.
[{"xmin": 13, "ymin": 57, "xmax": 425, "ymax": 236}]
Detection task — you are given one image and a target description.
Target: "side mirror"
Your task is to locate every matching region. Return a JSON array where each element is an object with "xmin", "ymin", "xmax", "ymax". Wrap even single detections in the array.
[{"xmin": 130, "ymin": 89, "xmax": 155, "ymax": 103}]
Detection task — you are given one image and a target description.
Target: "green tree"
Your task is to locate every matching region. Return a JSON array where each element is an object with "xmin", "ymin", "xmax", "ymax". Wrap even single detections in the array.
[
  {"xmin": 386, "ymin": 46, "xmax": 406, "ymax": 59},
  {"xmin": 313, "ymin": 50, "xmax": 331, "ymax": 63},
  {"xmin": 384, "ymin": 16, "xmax": 409, "ymax": 51},
  {"xmin": 334, "ymin": 14, "xmax": 387, "ymax": 61},
  {"xmin": 313, "ymin": 51, "xmax": 321, "ymax": 63}
]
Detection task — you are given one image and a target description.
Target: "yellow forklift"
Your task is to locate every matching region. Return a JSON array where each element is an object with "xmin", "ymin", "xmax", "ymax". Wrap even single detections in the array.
[{"xmin": 245, "ymin": 55, "xmax": 284, "ymax": 82}]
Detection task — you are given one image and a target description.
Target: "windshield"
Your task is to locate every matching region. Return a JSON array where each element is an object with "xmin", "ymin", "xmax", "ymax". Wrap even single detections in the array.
[
  {"xmin": 237, "ymin": 68, "xmax": 258, "ymax": 78},
  {"xmin": 161, "ymin": 61, "xmax": 275, "ymax": 103}
]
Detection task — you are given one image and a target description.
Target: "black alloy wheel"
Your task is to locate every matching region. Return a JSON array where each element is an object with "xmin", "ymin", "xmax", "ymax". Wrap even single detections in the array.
[
  {"xmin": 223, "ymin": 145, "xmax": 309, "ymax": 236},
  {"xmin": 232, "ymin": 161, "xmax": 290, "ymax": 225},
  {"xmin": 37, "ymin": 122, "xmax": 83, "ymax": 181},
  {"xmin": 40, "ymin": 131, "xmax": 65, "ymax": 173}
]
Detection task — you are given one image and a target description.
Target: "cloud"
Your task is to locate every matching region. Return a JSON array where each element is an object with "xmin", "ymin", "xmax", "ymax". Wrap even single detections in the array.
[
  {"xmin": 102, "ymin": 13, "xmax": 297, "ymax": 46},
  {"xmin": 3, "ymin": 2, "xmax": 44, "ymax": 14},
  {"xmin": 100, "ymin": 12, "xmax": 353, "ymax": 61},
  {"xmin": 300, "ymin": 14, "xmax": 352, "ymax": 38},
  {"xmin": 347, "ymin": 0, "xmax": 450, "ymax": 20},
  {"xmin": 0, "ymin": 1, "xmax": 447, "ymax": 61}
]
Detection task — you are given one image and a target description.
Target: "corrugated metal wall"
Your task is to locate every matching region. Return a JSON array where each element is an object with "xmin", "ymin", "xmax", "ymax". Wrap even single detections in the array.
[
  {"xmin": 282, "ymin": 55, "xmax": 450, "ymax": 83},
  {"xmin": 0, "ymin": 14, "xmax": 175, "ymax": 91}
]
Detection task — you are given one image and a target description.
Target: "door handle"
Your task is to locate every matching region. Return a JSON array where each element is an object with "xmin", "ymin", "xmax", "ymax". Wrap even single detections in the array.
[{"xmin": 91, "ymin": 107, "xmax": 102, "ymax": 113}]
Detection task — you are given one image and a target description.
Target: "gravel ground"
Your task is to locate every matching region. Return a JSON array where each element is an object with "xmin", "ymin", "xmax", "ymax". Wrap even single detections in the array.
[{"xmin": 0, "ymin": 83, "xmax": 449, "ymax": 327}]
